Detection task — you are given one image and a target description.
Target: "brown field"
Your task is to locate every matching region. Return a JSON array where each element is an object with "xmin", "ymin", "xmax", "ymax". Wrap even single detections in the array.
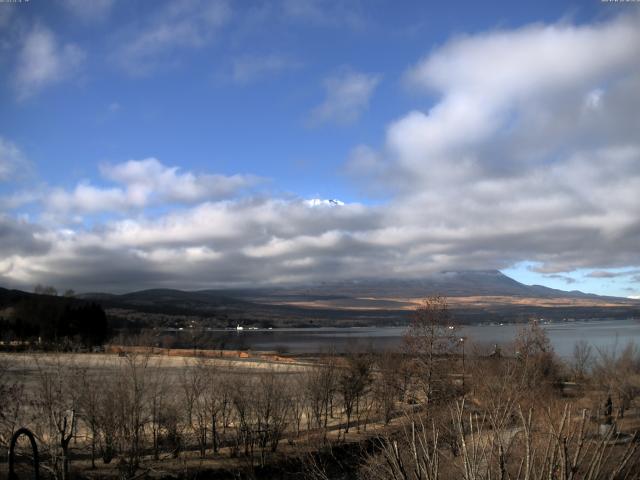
[{"xmin": 265, "ymin": 294, "xmax": 638, "ymax": 311}]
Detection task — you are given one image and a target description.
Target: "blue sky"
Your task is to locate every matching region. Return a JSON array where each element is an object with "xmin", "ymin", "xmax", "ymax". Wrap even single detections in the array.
[{"xmin": 0, "ymin": 0, "xmax": 639, "ymax": 296}]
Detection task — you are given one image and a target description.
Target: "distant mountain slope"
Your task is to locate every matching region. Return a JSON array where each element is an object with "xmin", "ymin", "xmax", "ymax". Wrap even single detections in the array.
[
  {"xmin": 69, "ymin": 270, "xmax": 640, "ymax": 327},
  {"xmin": 240, "ymin": 270, "xmax": 614, "ymax": 300},
  {"xmin": 0, "ymin": 286, "xmax": 32, "ymax": 304},
  {"xmin": 77, "ymin": 288, "xmax": 255, "ymax": 316},
  {"xmin": 8, "ymin": 271, "xmax": 638, "ymax": 329},
  {"xmin": 77, "ymin": 270, "xmax": 636, "ymax": 305}
]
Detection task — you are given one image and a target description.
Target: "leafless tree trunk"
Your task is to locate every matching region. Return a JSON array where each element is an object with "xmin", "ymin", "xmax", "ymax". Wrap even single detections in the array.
[
  {"xmin": 146, "ymin": 359, "xmax": 169, "ymax": 460},
  {"xmin": 305, "ymin": 357, "xmax": 337, "ymax": 441},
  {"xmin": 114, "ymin": 353, "xmax": 150, "ymax": 479},
  {"xmin": 181, "ymin": 360, "xmax": 209, "ymax": 457},
  {"xmin": 404, "ymin": 296, "xmax": 458, "ymax": 405},
  {"xmin": 337, "ymin": 352, "xmax": 371, "ymax": 434},
  {"xmin": 593, "ymin": 342, "xmax": 640, "ymax": 419},
  {"xmin": 74, "ymin": 363, "xmax": 102, "ymax": 469},
  {"xmin": 571, "ymin": 339, "xmax": 593, "ymax": 381},
  {"xmin": 364, "ymin": 399, "xmax": 640, "ymax": 480},
  {"xmin": 0, "ymin": 355, "xmax": 25, "ymax": 453},
  {"xmin": 31, "ymin": 354, "xmax": 78, "ymax": 480}
]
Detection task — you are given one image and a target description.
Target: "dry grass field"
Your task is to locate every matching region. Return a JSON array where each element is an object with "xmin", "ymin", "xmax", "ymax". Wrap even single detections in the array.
[{"xmin": 265, "ymin": 294, "xmax": 639, "ymax": 311}]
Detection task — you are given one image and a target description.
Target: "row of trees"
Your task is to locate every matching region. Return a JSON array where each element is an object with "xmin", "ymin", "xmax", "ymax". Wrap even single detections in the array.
[
  {"xmin": 1, "ymin": 297, "xmax": 639, "ymax": 479},
  {"xmin": 0, "ymin": 294, "xmax": 109, "ymax": 347},
  {"xmin": 1, "ymin": 349, "xmax": 419, "ymax": 479}
]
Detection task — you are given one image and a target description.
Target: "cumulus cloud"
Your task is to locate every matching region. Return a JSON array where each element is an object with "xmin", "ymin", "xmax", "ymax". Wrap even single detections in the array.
[
  {"xmin": 311, "ymin": 70, "xmax": 381, "ymax": 125},
  {"xmin": 14, "ymin": 25, "xmax": 84, "ymax": 99},
  {"xmin": 3, "ymin": 199, "xmax": 381, "ymax": 291},
  {"xmin": 0, "ymin": 215, "xmax": 50, "ymax": 258},
  {"xmin": 348, "ymin": 13, "xmax": 640, "ymax": 275},
  {"xmin": 48, "ymin": 158, "xmax": 259, "ymax": 215},
  {"xmin": 3, "ymin": 13, "xmax": 640, "ymax": 292},
  {"xmin": 114, "ymin": 0, "xmax": 231, "ymax": 75}
]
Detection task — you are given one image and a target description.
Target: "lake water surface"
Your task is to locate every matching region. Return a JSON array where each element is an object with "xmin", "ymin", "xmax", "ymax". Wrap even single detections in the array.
[{"xmin": 212, "ymin": 319, "xmax": 640, "ymax": 357}]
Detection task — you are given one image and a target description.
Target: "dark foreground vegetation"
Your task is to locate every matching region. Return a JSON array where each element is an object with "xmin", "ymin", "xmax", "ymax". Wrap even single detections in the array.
[
  {"xmin": 0, "ymin": 297, "xmax": 639, "ymax": 480},
  {"xmin": 0, "ymin": 286, "xmax": 109, "ymax": 347}
]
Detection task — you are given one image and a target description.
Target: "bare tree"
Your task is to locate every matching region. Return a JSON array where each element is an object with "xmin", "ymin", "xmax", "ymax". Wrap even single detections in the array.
[
  {"xmin": 157, "ymin": 401, "xmax": 183, "ymax": 458},
  {"xmin": 146, "ymin": 357, "xmax": 170, "ymax": 460},
  {"xmin": 305, "ymin": 357, "xmax": 337, "ymax": 440},
  {"xmin": 593, "ymin": 341, "xmax": 640, "ymax": 418},
  {"xmin": 513, "ymin": 320, "xmax": 562, "ymax": 393},
  {"xmin": 34, "ymin": 284, "xmax": 58, "ymax": 296},
  {"xmin": 289, "ymin": 373, "xmax": 307, "ymax": 438},
  {"xmin": 74, "ymin": 364, "xmax": 102, "ymax": 469},
  {"xmin": 95, "ymin": 372, "xmax": 119, "ymax": 464},
  {"xmin": 0, "ymin": 355, "xmax": 24, "ymax": 452},
  {"xmin": 373, "ymin": 351, "xmax": 402, "ymax": 425},
  {"xmin": 202, "ymin": 361, "xmax": 224, "ymax": 454},
  {"xmin": 181, "ymin": 360, "xmax": 209, "ymax": 457},
  {"xmin": 571, "ymin": 339, "xmax": 593, "ymax": 381},
  {"xmin": 254, "ymin": 370, "xmax": 290, "ymax": 465},
  {"xmin": 404, "ymin": 296, "xmax": 458, "ymax": 404},
  {"xmin": 113, "ymin": 353, "xmax": 151, "ymax": 478},
  {"xmin": 364, "ymin": 400, "xmax": 640, "ymax": 480},
  {"xmin": 337, "ymin": 352, "xmax": 371, "ymax": 434},
  {"xmin": 230, "ymin": 374, "xmax": 255, "ymax": 460},
  {"xmin": 31, "ymin": 355, "xmax": 77, "ymax": 480}
]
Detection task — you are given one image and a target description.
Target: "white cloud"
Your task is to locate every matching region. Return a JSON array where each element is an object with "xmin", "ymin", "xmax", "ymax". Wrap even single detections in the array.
[
  {"xmin": 101, "ymin": 158, "xmax": 258, "ymax": 204},
  {"xmin": 4, "ymin": 14, "xmax": 640, "ymax": 292},
  {"xmin": 586, "ymin": 269, "xmax": 640, "ymax": 279},
  {"xmin": 304, "ymin": 198, "xmax": 344, "ymax": 207},
  {"xmin": 230, "ymin": 54, "xmax": 300, "ymax": 84},
  {"xmin": 49, "ymin": 183, "xmax": 131, "ymax": 214},
  {"xmin": 585, "ymin": 88, "xmax": 604, "ymax": 110},
  {"xmin": 311, "ymin": 70, "xmax": 381, "ymax": 125},
  {"xmin": 47, "ymin": 158, "xmax": 259, "ymax": 215},
  {"xmin": 349, "ymin": 13, "xmax": 640, "ymax": 274},
  {"xmin": 280, "ymin": 0, "xmax": 365, "ymax": 30},
  {"xmin": 0, "ymin": 190, "xmax": 42, "ymax": 211},
  {"xmin": 0, "ymin": 137, "xmax": 28, "ymax": 181},
  {"xmin": 2, "ymin": 197, "xmax": 381, "ymax": 290},
  {"xmin": 60, "ymin": 0, "xmax": 115, "ymax": 21},
  {"xmin": 14, "ymin": 25, "xmax": 84, "ymax": 100},
  {"xmin": 0, "ymin": 215, "xmax": 50, "ymax": 259},
  {"xmin": 404, "ymin": 16, "xmax": 638, "ymax": 103},
  {"xmin": 114, "ymin": 0, "xmax": 231, "ymax": 75}
]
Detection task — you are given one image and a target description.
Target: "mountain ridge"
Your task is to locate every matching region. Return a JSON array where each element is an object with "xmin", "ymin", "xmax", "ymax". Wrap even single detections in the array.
[
  {"xmin": 5, "ymin": 270, "xmax": 638, "ymax": 328},
  {"xmin": 75, "ymin": 269, "xmax": 629, "ymax": 302}
]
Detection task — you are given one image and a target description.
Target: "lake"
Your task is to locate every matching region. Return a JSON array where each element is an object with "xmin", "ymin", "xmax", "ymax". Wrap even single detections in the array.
[{"xmin": 204, "ymin": 318, "xmax": 640, "ymax": 357}]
